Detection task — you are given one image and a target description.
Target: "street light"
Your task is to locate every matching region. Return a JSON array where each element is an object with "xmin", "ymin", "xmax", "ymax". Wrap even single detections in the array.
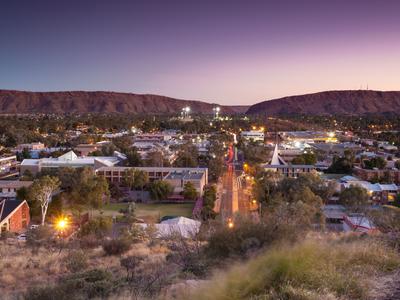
[
  {"xmin": 55, "ymin": 217, "xmax": 69, "ymax": 234},
  {"xmin": 228, "ymin": 220, "xmax": 234, "ymax": 229}
]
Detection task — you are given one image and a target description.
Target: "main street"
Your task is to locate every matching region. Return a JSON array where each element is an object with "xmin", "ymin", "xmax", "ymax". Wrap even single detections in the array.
[{"xmin": 216, "ymin": 144, "xmax": 259, "ymax": 222}]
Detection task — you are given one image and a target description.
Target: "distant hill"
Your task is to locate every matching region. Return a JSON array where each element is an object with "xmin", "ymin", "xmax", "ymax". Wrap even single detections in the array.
[
  {"xmin": 246, "ymin": 90, "xmax": 400, "ymax": 115},
  {"xmin": 0, "ymin": 90, "xmax": 249, "ymax": 114}
]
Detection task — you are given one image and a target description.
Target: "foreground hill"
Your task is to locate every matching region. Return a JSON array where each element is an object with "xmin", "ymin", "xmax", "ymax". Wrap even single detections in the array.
[
  {"xmin": 0, "ymin": 90, "xmax": 248, "ymax": 114},
  {"xmin": 247, "ymin": 90, "xmax": 400, "ymax": 115}
]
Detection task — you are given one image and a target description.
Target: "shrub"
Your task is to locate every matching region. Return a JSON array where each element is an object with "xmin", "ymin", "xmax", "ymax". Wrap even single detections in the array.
[
  {"xmin": 24, "ymin": 269, "xmax": 115, "ymax": 300},
  {"xmin": 64, "ymin": 251, "xmax": 88, "ymax": 273},
  {"xmin": 102, "ymin": 238, "xmax": 131, "ymax": 255},
  {"xmin": 205, "ymin": 219, "xmax": 297, "ymax": 259},
  {"xmin": 78, "ymin": 217, "xmax": 112, "ymax": 238},
  {"xmin": 26, "ymin": 226, "xmax": 55, "ymax": 252},
  {"xmin": 192, "ymin": 238, "xmax": 400, "ymax": 300}
]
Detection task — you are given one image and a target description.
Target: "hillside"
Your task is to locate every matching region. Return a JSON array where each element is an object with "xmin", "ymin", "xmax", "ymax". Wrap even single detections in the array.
[
  {"xmin": 247, "ymin": 90, "xmax": 400, "ymax": 115},
  {"xmin": 0, "ymin": 90, "xmax": 248, "ymax": 114}
]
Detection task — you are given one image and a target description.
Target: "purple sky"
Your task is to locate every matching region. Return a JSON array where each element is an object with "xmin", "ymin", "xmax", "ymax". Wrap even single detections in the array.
[{"xmin": 1, "ymin": 0, "xmax": 400, "ymax": 105}]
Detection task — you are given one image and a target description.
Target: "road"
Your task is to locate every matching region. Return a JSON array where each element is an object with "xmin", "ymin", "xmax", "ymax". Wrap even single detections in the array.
[{"xmin": 216, "ymin": 144, "xmax": 258, "ymax": 221}]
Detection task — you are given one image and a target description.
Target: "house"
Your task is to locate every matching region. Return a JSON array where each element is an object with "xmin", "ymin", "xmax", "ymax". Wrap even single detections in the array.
[
  {"xmin": 0, "ymin": 180, "xmax": 33, "ymax": 199},
  {"xmin": 260, "ymin": 144, "xmax": 315, "ymax": 178},
  {"xmin": 0, "ymin": 199, "xmax": 30, "ymax": 233},
  {"xmin": 20, "ymin": 150, "xmax": 125, "ymax": 175}
]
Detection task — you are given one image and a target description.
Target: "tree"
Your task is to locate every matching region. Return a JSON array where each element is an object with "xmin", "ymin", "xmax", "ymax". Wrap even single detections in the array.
[
  {"xmin": 29, "ymin": 176, "xmax": 60, "ymax": 225},
  {"xmin": 201, "ymin": 185, "xmax": 217, "ymax": 220},
  {"xmin": 123, "ymin": 168, "xmax": 136, "ymax": 190},
  {"xmin": 70, "ymin": 169, "xmax": 110, "ymax": 211},
  {"xmin": 291, "ymin": 152, "xmax": 317, "ymax": 165},
  {"xmin": 173, "ymin": 143, "xmax": 198, "ymax": 167},
  {"xmin": 339, "ymin": 185, "xmax": 369, "ymax": 213},
  {"xmin": 148, "ymin": 180, "xmax": 173, "ymax": 201},
  {"xmin": 327, "ymin": 155, "xmax": 353, "ymax": 174},
  {"xmin": 183, "ymin": 181, "xmax": 198, "ymax": 200},
  {"xmin": 125, "ymin": 147, "xmax": 142, "ymax": 167},
  {"xmin": 144, "ymin": 150, "xmax": 165, "ymax": 167},
  {"xmin": 363, "ymin": 157, "xmax": 387, "ymax": 170},
  {"xmin": 133, "ymin": 170, "xmax": 149, "ymax": 201}
]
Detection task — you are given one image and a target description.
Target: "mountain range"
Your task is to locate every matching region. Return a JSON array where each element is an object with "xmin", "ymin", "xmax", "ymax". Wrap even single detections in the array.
[
  {"xmin": 0, "ymin": 89, "xmax": 399, "ymax": 115},
  {"xmin": 246, "ymin": 90, "xmax": 400, "ymax": 115},
  {"xmin": 0, "ymin": 90, "xmax": 247, "ymax": 115}
]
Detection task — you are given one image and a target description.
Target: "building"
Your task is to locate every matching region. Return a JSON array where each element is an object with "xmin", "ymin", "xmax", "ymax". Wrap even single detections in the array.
[
  {"xmin": 0, "ymin": 180, "xmax": 33, "ymax": 199},
  {"xmin": 340, "ymin": 175, "xmax": 398, "ymax": 204},
  {"xmin": 260, "ymin": 145, "xmax": 315, "ymax": 178},
  {"xmin": 0, "ymin": 155, "xmax": 18, "ymax": 179},
  {"xmin": 0, "ymin": 199, "xmax": 30, "ymax": 233},
  {"xmin": 96, "ymin": 166, "xmax": 208, "ymax": 196},
  {"xmin": 240, "ymin": 130, "xmax": 264, "ymax": 142},
  {"xmin": 343, "ymin": 214, "xmax": 377, "ymax": 234},
  {"xmin": 74, "ymin": 141, "xmax": 111, "ymax": 156},
  {"xmin": 16, "ymin": 142, "xmax": 45, "ymax": 151},
  {"xmin": 20, "ymin": 151, "xmax": 125, "ymax": 175},
  {"xmin": 280, "ymin": 131, "xmax": 338, "ymax": 144},
  {"xmin": 353, "ymin": 166, "xmax": 400, "ymax": 184}
]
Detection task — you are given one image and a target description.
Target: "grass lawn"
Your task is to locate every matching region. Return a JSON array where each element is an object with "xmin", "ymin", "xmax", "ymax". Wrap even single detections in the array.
[{"xmin": 94, "ymin": 202, "xmax": 195, "ymax": 222}]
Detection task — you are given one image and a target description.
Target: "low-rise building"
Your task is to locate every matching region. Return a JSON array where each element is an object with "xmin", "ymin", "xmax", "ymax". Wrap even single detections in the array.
[
  {"xmin": 0, "ymin": 180, "xmax": 33, "ymax": 199},
  {"xmin": 0, "ymin": 155, "xmax": 18, "ymax": 179},
  {"xmin": 241, "ymin": 130, "xmax": 264, "ymax": 142},
  {"xmin": 0, "ymin": 199, "xmax": 30, "ymax": 233},
  {"xmin": 96, "ymin": 166, "xmax": 208, "ymax": 196},
  {"xmin": 353, "ymin": 166, "xmax": 400, "ymax": 184},
  {"xmin": 20, "ymin": 151, "xmax": 125, "ymax": 175},
  {"xmin": 260, "ymin": 145, "xmax": 315, "ymax": 178},
  {"xmin": 340, "ymin": 175, "xmax": 399, "ymax": 204},
  {"xmin": 16, "ymin": 142, "xmax": 45, "ymax": 151}
]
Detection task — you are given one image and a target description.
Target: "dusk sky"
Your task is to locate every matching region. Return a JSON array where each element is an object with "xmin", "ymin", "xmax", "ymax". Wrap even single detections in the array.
[{"xmin": 1, "ymin": 0, "xmax": 400, "ymax": 105}]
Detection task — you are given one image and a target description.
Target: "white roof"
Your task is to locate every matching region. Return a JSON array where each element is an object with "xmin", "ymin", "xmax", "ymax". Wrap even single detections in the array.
[
  {"xmin": 138, "ymin": 217, "xmax": 201, "ymax": 238},
  {"xmin": 270, "ymin": 144, "xmax": 286, "ymax": 165},
  {"xmin": 161, "ymin": 216, "xmax": 201, "ymax": 226}
]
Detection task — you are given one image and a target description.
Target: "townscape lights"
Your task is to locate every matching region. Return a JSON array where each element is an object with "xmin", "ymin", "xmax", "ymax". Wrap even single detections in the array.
[
  {"xmin": 216, "ymin": 107, "xmax": 220, "ymax": 112},
  {"xmin": 328, "ymin": 132, "xmax": 335, "ymax": 138}
]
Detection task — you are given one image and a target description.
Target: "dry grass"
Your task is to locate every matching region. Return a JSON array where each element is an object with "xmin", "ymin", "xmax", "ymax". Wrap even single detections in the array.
[
  {"xmin": 189, "ymin": 236, "xmax": 400, "ymax": 300},
  {"xmin": 0, "ymin": 240, "xmax": 171, "ymax": 299}
]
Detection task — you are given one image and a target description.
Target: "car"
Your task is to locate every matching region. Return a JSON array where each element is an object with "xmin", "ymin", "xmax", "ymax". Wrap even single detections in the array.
[
  {"xmin": 29, "ymin": 224, "xmax": 40, "ymax": 230},
  {"xmin": 16, "ymin": 233, "xmax": 27, "ymax": 241}
]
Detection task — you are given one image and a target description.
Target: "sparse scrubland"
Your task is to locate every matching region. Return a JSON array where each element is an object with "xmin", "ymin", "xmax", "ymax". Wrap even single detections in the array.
[
  {"xmin": 1, "ymin": 221, "xmax": 400, "ymax": 300},
  {"xmin": 191, "ymin": 236, "xmax": 400, "ymax": 300}
]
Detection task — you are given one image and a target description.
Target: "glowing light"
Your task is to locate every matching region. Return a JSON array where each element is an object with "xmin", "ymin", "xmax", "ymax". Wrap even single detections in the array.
[
  {"xmin": 55, "ymin": 217, "xmax": 68, "ymax": 231},
  {"xmin": 328, "ymin": 132, "xmax": 335, "ymax": 138},
  {"xmin": 228, "ymin": 220, "xmax": 234, "ymax": 229}
]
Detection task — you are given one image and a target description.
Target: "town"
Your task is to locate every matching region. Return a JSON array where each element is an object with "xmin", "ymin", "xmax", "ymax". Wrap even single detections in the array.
[{"xmin": 0, "ymin": 110, "xmax": 399, "ymax": 299}]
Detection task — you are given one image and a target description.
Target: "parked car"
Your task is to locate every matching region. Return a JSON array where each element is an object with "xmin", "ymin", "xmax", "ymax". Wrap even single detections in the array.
[
  {"xmin": 29, "ymin": 224, "xmax": 39, "ymax": 230},
  {"xmin": 17, "ymin": 233, "xmax": 27, "ymax": 241}
]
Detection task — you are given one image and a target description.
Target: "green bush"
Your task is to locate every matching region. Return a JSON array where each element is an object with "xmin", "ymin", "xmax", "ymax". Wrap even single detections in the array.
[
  {"xmin": 25, "ymin": 269, "xmax": 115, "ymax": 300},
  {"xmin": 102, "ymin": 238, "xmax": 131, "ymax": 255},
  {"xmin": 78, "ymin": 217, "xmax": 112, "ymax": 238}
]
